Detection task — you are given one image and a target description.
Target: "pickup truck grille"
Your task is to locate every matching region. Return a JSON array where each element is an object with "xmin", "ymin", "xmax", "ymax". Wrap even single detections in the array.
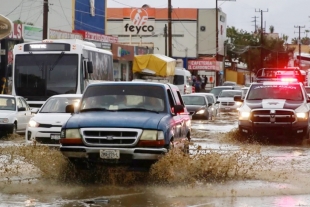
[
  {"xmin": 250, "ymin": 109, "xmax": 296, "ymax": 124},
  {"xmin": 80, "ymin": 128, "xmax": 143, "ymax": 147},
  {"xmin": 221, "ymin": 102, "xmax": 235, "ymax": 106}
]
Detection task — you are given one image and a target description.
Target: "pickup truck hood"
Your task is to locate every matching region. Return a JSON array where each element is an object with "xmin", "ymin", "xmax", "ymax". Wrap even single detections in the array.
[
  {"xmin": 65, "ymin": 111, "xmax": 166, "ymax": 129},
  {"xmin": 246, "ymin": 99, "xmax": 303, "ymax": 110}
]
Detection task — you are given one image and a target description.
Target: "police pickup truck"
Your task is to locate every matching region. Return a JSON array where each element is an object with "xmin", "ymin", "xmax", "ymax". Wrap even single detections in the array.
[
  {"xmin": 235, "ymin": 68, "xmax": 310, "ymax": 140},
  {"xmin": 59, "ymin": 82, "xmax": 191, "ymax": 169}
]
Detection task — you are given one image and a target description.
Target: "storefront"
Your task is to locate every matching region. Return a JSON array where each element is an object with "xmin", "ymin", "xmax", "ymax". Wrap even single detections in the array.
[
  {"xmin": 112, "ymin": 43, "xmax": 135, "ymax": 81},
  {"xmin": 0, "ymin": 23, "xmax": 24, "ymax": 94}
]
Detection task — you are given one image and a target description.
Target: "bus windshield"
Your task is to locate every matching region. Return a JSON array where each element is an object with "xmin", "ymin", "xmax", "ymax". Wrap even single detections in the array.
[{"xmin": 14, "ymin": 54, "xmax": 78, "ymax": 101}]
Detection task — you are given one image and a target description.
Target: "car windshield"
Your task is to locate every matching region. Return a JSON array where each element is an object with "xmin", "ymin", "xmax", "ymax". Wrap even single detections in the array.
[
  {"xmin": 223, "ymin": 81, "xmax": 236, "ymax": 86},
  {"xmin": 40, "ymin": 97, "xmax": 81, "ymax": 113},
  {"xmin": 210, "ymin": 87, "xmax": 234, "ymax": 97},
  {"xmin": 219, "ymin": 90, "xmax": 242, "ymax": 98},
  {"xmin": 80, "ymin": 85, "xmax": 166, "ymax": 112},
  {"xmin": 182, "ymin": 96, "xmax": 206, "ymax": 105},
  {"xmin": 247, "ymin": 84, "xmax": 303, "ymax": 101},
  {"xmin": 0, "ymin": 97, "xmax": 16, "ymax": 111}
]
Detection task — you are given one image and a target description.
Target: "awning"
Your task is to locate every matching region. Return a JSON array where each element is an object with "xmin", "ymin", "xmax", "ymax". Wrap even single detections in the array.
[{"xmin": 132, "ymin": 54, "xmax": 176, "ymax": 77}]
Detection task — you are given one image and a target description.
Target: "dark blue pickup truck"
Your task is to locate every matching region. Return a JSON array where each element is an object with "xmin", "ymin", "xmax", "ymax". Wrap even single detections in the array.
[{"xmin": 60, "ymin": 82, "xmax": 191, "ymax": 168}]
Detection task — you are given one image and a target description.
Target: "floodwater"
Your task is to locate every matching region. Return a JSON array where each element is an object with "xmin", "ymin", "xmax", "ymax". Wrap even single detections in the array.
[{"xmin": 1, "ymin": 112, "xmax": 310, "ymax": 206}]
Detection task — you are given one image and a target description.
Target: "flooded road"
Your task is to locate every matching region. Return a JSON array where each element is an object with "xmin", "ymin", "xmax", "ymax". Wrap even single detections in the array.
[{"xmin": 1, "ymin": 113, "xmax": 310, "ymax": 206}]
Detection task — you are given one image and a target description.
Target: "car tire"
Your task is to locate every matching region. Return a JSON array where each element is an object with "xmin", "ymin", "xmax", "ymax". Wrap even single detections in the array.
[{"xmin": 11, "ymin": 123, "xmax": 17, "ymax": 135}]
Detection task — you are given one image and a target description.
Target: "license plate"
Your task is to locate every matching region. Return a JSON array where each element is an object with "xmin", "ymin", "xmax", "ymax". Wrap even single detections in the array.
[
  {"xmin": 225, "ymin": 108, "xmax": 230, "ymax": 110},
  {"xmin": 100, "ymin": 150, "xmax": 120, "ymax": 159},
  {"xmin": 50, "ymin": 134, "xmax": 60, "ymax": 140}
]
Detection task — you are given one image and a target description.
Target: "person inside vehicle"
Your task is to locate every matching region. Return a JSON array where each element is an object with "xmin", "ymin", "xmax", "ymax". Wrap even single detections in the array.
[
  {"xmin": 145, "ymin": 97, "xmax": 163, "ymax": 111},
  {"xmin": 6, "ymin": 99, "xmax": 15, "ymax": 110}
]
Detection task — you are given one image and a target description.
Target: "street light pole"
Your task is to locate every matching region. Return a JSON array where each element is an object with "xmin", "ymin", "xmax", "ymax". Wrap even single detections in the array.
[{"xmin": 43, "ymin": 0, "xmax": 49, "ymax": 39}]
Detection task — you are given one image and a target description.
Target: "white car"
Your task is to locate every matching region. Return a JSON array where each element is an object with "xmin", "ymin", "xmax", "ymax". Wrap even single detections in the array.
[
  {"xmin": 26, "ymin": 94, "xmax": 82, "ymax": 146},
  {"xmin": 0, "ymin": 95, "xmax": 32, "ymax": 136},
  {"xmin": 217, "ymin": 90, "xmax": 244, "ymax": 113},
  {"xmin": 198, "ymin": 93, "xmax": 219, "ymax": 119}
]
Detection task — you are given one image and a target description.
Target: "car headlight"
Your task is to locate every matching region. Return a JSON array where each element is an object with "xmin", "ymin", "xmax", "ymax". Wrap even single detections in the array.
[
  {"xmin": 196, "ymin": 109, "xmax": 205, "ymax": 114},
  {"xmin": 140, "ymin": 130, "xmax": 164, "ymax": 140},
  {"xmin": 0, "ymin": 118, "xmax": 9, "ymax": 123},
  {"xmin": 236, "ymin": 102, "xmax": 242, "ymax": 106},
  {"xmin": 239, "ymin": 111, "xmax": 251, "ymax": 120},
  {"xmin": 28, "ymin": 119, "xmax": 39, "ymax": 127},
  {"xmin": 296, "ymin": 112, "xmax": 308, "ymax": 119},
  {"xmin": 64, "ymin": 129, "xmax": 82, "ymax": 138}
]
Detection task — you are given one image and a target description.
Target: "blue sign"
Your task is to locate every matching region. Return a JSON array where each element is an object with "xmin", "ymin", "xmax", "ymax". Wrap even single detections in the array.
[{"xmin": 74, "ymin": 0, "xmax": 106, "ymax": 34}]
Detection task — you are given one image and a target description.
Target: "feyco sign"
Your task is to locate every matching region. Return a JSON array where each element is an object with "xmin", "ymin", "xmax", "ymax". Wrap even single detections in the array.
[
  {"xmin": 124, "ymin": 8, "xmax": 155, "ymax": 35},
  {"xmin": 0, "ymin": 15, "xmax": 13, "ymax": 40}
]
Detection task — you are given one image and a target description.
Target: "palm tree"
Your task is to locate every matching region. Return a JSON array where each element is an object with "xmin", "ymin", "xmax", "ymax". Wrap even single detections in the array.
[
  {"xmin": 305, "ymin": 30, "xmax": 310, "ymax": 37},
  {"xmin": 291, "ymin": 37, "xmax": 298, "ymax": 44}
]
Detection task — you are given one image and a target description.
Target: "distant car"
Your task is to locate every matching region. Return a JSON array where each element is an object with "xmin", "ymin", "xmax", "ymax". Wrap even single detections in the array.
[
  {"xmin": 182, "ymin": 93, "xmax": 210, "ymax": 120},
  {"xmin": 241, "ymin": 87, "xmax": 249, "ymax": 99},
  {"xmin": 210, "ymin": 85, "xmax": 242, "ymax": 99},
  {"xmin": 217, "ymin": 90, "xmax": 243, "ymax": 113},
  {"xmin": 197, "ymin": 93, "xmax": 218, "ymax": 119},
  {"xmin": 25, "ymin": 94, "xmax": 82, "ymax": 146},
  {"xmin": 0, "ymin": 95, "xmax": 32, "ymax": 136}
]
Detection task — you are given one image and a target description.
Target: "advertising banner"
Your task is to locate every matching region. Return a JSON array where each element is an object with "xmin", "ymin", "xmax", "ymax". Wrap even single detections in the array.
[
  {"xmin": 49, "ymin": 29, "xmax": 83, "ymax": 40},
  {"xmin": 123, "ymin": 8, "xmax": 155, "ymax": 35},
  {"xmin": 74, "ymin": 0, "xmax": 106, "ymax": 34}
]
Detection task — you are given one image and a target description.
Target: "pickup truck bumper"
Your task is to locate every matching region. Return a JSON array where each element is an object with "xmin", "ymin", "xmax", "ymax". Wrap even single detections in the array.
[
  {"xmin": 238, "ymin": 120, "xmax": 309, "ymax": 137},
  {"xmin": 60, "ymin": 146, "xmax": 167, "ymax": 165}
]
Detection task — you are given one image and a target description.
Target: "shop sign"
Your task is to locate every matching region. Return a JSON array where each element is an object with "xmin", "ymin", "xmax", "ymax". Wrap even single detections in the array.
[
  {"xmin": 123, "ymin": 8, "xmax": 155, "ymax": 35},
  {"xmin": 117, "ymin": 47, "xmax": 130, "ymax": 57},
  {"xmin": 188, "ymin": 60, "xmax": 219, "ymax": 71},
  {"xmin": 49, "ymin": 29, "xmax": 83, "ymax": 40},
  {"xmin": 84, "ymin": 31, "xmax": 118, "ymax": 43},
  {"xmin": 8, "ymin": 23, "xmax": 22, "ymax": 39},
  {"xmin": 0, "ymin": 15, "xmax": 13, "ymax": 40},
  {"xmin": 24, "ymin": 25, "xmax": 42, "ymax": 41}
]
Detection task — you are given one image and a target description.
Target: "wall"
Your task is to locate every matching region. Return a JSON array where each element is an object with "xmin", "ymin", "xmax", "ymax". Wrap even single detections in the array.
[{"xmin": 198, "ymin": 9, "xmax": 227, "ymax": 56}]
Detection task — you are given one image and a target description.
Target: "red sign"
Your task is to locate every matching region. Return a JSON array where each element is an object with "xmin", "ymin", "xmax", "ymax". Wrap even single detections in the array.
[
  {"xmin": 188, "ymin": 60, "xmax": 218, "ymax": 71},
  {"xmin": 74, "ymin": 30, "xmax": 118, "ymax": 43},
  {"xmin": 8, "ymin": 23, "xmax": 22, "ymax": 39}
]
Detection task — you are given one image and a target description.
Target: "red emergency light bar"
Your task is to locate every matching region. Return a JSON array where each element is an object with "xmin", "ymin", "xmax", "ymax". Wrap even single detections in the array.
[{"xmin": 255, "ymin": 68, "xmax": 305, "ymax": 84}]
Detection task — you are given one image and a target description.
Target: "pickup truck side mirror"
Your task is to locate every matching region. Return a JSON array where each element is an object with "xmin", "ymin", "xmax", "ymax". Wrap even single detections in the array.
[
  {"xmin": 18, "ymin": 107, "xmax": 26, "ymax": 111},
  {"xmin": 174, "ymin": 105, "xmax": 184, "ymax": 114},
  {"xmin": 66, "ymin": 104, "xmax": 75, "ymax": 113},
  {"xmin": 234, "ymin": 95, "xmax": 243, "ymax": 102}
]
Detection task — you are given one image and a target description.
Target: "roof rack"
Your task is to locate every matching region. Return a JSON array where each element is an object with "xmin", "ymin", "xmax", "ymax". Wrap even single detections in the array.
[{"xmin": 255, "ymin": 68, "xmax": 305, "ymax": 83}]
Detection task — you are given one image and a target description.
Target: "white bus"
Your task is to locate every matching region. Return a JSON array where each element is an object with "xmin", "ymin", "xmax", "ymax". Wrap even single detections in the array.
[{"xmin": 10, "ymin": 39, "xmax": 113, "ymax": 108}]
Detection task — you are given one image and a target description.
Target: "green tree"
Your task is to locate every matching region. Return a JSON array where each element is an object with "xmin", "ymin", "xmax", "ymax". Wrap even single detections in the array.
[
  {"xmin": 226, "ymin": 26, "xmax": 294, "ymax": 72},
  {"xmin": 291, "ymin": 37, "xmax": 298, "ymax": 44},
  {"xmin": 269, "ymin": 25, "xmax": 274, "ymax": 33}
]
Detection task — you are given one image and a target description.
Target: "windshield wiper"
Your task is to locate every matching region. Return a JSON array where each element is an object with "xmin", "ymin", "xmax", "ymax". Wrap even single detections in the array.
[
  {"xmin": 50, "ymin": 52, "xmax": 65, "ymax": 71},
  {"xmin": 80, "ymin": 108, "xmax": 115, "ymax": 112},
  {"xmin": 117, "ymin": 108, "xmax": 159, "ymax": 113}
]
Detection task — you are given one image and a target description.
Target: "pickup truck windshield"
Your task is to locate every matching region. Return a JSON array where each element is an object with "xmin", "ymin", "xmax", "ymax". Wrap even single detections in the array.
[
  {"xmin": 80, "ymin": 85, "xmax": 166, "ymax": 112},
  {"xmin": 247, "ymin": 84, "xmax": 303, "ymax": 101}
]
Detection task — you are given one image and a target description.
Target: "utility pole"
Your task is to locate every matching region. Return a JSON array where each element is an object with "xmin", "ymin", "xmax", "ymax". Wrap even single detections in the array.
[
  {"xmin": 43, "ymin": 0, "xmax": 49, "ymax": 39},
  {"xmin": 294, "ymin": 25, "xmax": 305, "ymax": 68},
  {"xmin": 252, "ymin": 16, "xmax": 259, "ymax": 33},
  {"xmin": 255, "ymin": 9, "xmax": 268, "ymax": 69},
  {"xmin": 164, "ymin": 24, "xmax": 167, "ymax": 56},
  {"xmin": 168, "ymin": 0, "xmax": 172, "ymax": 57}
]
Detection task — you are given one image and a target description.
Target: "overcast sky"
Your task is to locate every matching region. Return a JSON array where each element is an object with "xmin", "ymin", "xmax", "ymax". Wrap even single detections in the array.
[
  {"xmin": 108, "ymin": 0, "xmax": 310, "ymax": 42},
  {"xmin": 1, "ymin": 0, "xmax": 310, "ymax": 42}
]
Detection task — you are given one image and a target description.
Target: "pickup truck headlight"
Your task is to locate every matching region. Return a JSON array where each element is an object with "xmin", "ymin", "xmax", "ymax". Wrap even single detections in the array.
[
  {"xmin": 140, "ymin": 130, "xmax": 164, "ymax": 140},
  {"xmin": 196, "ymin": 109, "xmax": 205, "ymax": 114},
  {"xmin": 296, "ymin": 112, "xmax": 308, "ymax": 119},
  {"xmin": 0, "ymin": 118, "xmax": 9, "ymax": 123},
  {"xmin": 236, "ymin": 102, "xmax": 242, "ymax": 106},
  {"xmin": 28, "ymin": 119, "xmax": 39, "ymax": 127},
  {"xmin": 239, "ymin": 111, "xmax": 251, "ymax": 120},
  {"xmin": 64, "ymin": 129, "xmax": 82, "ymax": 138}
]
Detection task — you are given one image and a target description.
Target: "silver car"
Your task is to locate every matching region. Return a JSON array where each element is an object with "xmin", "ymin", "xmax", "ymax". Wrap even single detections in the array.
[{"xmin": 0, "ymin": 95, "xmax": 33, "ymax": 136}]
